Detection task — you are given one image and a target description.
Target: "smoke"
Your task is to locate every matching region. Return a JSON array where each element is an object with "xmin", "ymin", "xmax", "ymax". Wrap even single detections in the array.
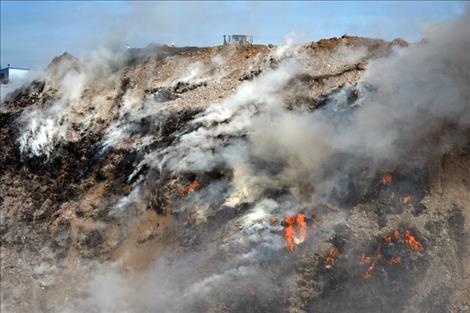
[{"xmin": 16, "ymin": 48, "xmax": 133, "ymax": 157}]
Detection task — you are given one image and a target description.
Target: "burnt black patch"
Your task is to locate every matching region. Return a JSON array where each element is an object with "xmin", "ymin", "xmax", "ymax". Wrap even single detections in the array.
[
  {"xmin": 239, "ymin": 68, "xmax": 262, "ymax": 81},
  {"xmin": 173, "ymin": 81, "xmax": 207, "ymax": 94},
  {"xmin": 160, "ymin": 108, "xmax": 202, "ymax": 138},
  {"xmin": 144, "ymin": 86, "xmax": 179, "ymax": 102}
]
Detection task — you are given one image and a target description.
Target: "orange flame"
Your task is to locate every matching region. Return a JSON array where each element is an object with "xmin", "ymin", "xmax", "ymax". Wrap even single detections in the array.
[
  {"xmin": 381, "ymin": 174, "xmax": 393, "ymax": 185},
  {"xmin": 296, "ymin": 214, "xmax": 307, "ymax": 242},
  {"xmin": 404, "ymin": 230, "xmax": 424, "ymax": 252},
  {"xmin": 179, "ymin": 181, "xmax": 200, "ymax": 198},
  {"xmin": 284, "ymin": 215, "xmax": 296, "ymax": 252},
  {"xmin": 324, "ymin": 247, "xmax": 339, "ymax": 269},
  {"xmin": 284, "ymin": 213, "xmax": 309, "ymax": 252}
]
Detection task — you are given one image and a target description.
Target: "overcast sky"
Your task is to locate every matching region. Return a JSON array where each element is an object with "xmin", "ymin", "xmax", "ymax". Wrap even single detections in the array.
[{"xmin": 1, "ymin": 1, "xmax": 466, "ymax": 69}]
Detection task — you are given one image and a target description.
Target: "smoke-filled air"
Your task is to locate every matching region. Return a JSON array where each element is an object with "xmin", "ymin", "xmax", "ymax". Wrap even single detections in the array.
[{"xmin": 1, "ymin": 3, "xmax": 470, "ymax": 313}]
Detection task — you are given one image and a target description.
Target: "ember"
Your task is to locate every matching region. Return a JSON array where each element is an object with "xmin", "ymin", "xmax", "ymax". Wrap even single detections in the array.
[
  {"xmin": 363, "ymin": 263, "xmax": 376, "ymax": 280},
  {"xmin": 381, "ymin": 174, "xmax": 393, "ymax": 185},
  {"xmin": 393, "ymin": 229, "xmax": 401, "ymax": 240},
  {"xmin": 179, "ymin": 181, "xmax": 201, "ymax": 198},
  {"xmin": 284, "ymin": 215, "xmax": 296, "ymax": 252},
  {"xmin": 404, "ymin": 230, "xmax": 424, "ymax": 252},
  {"xmin": 358, "ymin": 253, "xmax": 373, "ymax": 265},
  {"xmin": 324, "ymin": 247, "xmax": 339, "ymax": 269},
  {"xmin": 387, "ymin": 256, "xmax": 401, "ymax": 265},
  {"xmin": 360, "ymin": 247, "xmax": 382, "ymax": 279}
]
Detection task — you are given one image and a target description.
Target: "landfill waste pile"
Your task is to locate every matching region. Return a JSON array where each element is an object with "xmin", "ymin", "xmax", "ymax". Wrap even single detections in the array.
[{"xmin": 1, "ymin": 12, "xmax": 470, "ymax": 313}]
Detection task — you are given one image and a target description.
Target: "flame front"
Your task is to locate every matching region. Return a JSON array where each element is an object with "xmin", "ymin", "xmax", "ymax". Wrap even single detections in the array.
[
  {"xmin": 284, "ymin": 213, "xmax": 308, "ymax": 251},
  {"xmin": 284, "ymin": 215, "xmax": 296, "ymax": 252}
]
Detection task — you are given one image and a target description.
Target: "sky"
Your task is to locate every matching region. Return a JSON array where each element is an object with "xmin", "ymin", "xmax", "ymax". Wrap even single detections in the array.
[{"xmin": 0, "ymin": 1, "xmax": 466, "ymax": 69}]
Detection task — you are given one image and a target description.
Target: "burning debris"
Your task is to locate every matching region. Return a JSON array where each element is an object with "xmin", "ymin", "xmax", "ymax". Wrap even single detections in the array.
[
  {"xmin": 404, "ymin": 229, "xmax": 424, "ymax": 252},
  {"xmin": 324, "ymin": 246, "xmax": 339, "ymax": 269},
  {"xmin": 179, "ymin": 181, "xmax": 201, "ymax": 198},
  {"xmin": 358, "ymin": 228, "xmax": 425, "ymax": 280}
]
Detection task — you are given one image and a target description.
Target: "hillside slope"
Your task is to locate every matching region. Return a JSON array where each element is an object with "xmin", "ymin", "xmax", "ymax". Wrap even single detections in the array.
[{"xmin": 1, "ymin": 29, "xmax": 469, "ymax": 313}]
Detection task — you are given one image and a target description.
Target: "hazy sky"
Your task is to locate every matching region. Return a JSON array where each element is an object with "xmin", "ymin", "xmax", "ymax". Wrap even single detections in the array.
[{"xmin": 1, "ymin": 1, "xmax": 466, "ymax": 69}]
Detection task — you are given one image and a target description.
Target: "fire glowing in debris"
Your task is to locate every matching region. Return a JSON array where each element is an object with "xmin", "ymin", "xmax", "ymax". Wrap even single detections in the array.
[
  {"xmin": 404, "ymin": 230, "xmax": 424, "ymax": 252},
  {"xmin": 381, "ymin": 174, "xmax": 393, "ymax": 185},
  {"xmin": 324, "ymin": 247, "xmax": 339, "ymax": 269},
  {"xmin": 179, "ymin": 181, "xmax": 200, "ymax": 198},
  {"xmin": 400, "ymin": 195, "xmax": 412, "ymax": 204},
  {"xmin": 284, "ymin": 213, "xmax": 308, "ymax": 251},
  {"xmin": 393, "ymin": 229, "xmax": 401, "ymax": 240},
  {"xmin": 360, "ymin": 247, "xmax": 382, "ymax": 280}
]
